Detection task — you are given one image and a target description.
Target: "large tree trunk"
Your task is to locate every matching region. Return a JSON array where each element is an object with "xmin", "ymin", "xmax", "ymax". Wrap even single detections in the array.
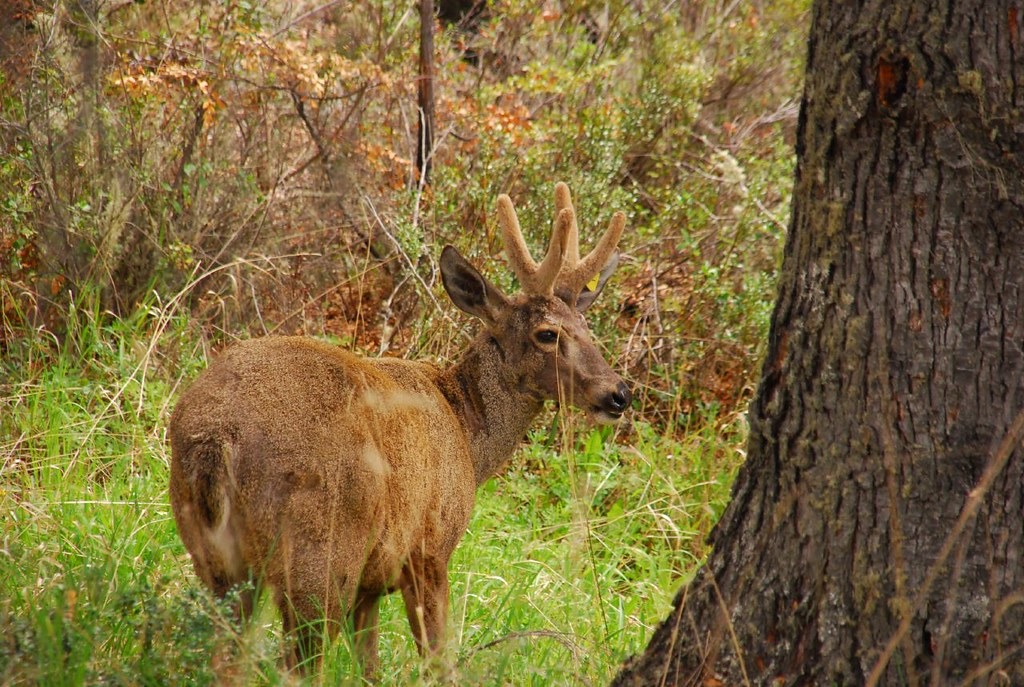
[{"xmin": 615, "ymin": 1, "xmax": 1024, "ymax": 684}]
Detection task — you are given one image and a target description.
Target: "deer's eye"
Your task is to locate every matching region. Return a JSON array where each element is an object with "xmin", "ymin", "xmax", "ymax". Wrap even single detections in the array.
[{"xmin": 534, "ymin": 329, "xmax": 559, "ymax": 345}]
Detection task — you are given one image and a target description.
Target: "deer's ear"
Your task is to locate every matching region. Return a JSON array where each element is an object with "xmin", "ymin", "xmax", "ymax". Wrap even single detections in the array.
[
  {"xmin": 441, "ymin": 246, "xmax": 509, "ymax": 326},
  {"xmin": 573, "ymin": 252, "xmax": 619, "ymax": 312}
]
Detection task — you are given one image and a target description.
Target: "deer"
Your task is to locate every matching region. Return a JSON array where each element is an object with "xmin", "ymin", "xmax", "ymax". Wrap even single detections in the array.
[{"xmin": 168, "ymin": 182, "xmax": 631, "ymax": 676}]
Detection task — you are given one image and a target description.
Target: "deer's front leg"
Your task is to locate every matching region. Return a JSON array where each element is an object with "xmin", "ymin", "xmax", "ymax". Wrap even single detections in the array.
[{"xmin": 399, "ymin": 555, "xmax": 450, "ymax": 656}]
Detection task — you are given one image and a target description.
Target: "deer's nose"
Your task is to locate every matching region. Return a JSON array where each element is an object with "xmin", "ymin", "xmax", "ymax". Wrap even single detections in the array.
[{"xmin": 604, "ymin": 382, "xmax": 632, "ymax": 415}]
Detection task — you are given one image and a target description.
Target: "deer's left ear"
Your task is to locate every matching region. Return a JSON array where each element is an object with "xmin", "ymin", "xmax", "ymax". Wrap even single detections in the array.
[
  {"xmin": 572, "ymin": 252, "xmax": 619, "ymax": 312},
  {"xmin": 441, "ymin": 245, "xmax": 509, "ymax": 326}
]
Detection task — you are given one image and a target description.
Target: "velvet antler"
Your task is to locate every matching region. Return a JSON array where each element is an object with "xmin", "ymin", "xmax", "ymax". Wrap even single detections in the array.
[
  {"xmin": 497, "ymin": 182, "xmax": 626, "ymax": 300},
  {"xmin": 551, "ymin": 182, "xmax": 626, "ymax": 298}
]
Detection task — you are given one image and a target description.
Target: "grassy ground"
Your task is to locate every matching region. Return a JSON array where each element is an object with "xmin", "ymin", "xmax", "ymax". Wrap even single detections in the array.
[
  {"xmin": 1, "ymin": 0, "xmax": 808, "ymax": 683},
  {"xmin": 0, "ymin": 304, "xmax": 744, "ymax": 685}
]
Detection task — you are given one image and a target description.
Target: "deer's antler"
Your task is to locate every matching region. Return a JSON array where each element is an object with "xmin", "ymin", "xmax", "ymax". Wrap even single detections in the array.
[
  {"xmin": 497, "ymin": 182, "xmax": 626, "ymax": 299},
  {"xmin": 496, "ymin": 193, "xmax": 570, "ymax": 296},
  {"xmin": 551, "ymin": 182, "xmax": 626, "ymax": 298}
]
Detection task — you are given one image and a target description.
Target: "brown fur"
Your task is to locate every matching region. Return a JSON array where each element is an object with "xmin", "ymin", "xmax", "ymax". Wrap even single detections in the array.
[{"xmin": 168, "ymin": 185, "xmax": 630, "ymax": 674}]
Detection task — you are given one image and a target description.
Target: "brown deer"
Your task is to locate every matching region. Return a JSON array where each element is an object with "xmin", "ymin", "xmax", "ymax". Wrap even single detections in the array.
[{"xmin": 168, "ymin": 182, "xmax": 631, "ymax": 675}]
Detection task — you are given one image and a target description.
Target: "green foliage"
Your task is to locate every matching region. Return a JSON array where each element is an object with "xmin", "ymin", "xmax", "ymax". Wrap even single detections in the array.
[
  {"xmin": 1, "ymin": 0, "xmax": 810, "ymax": 683},
  {"xmin": 1, "ymin": 0, "xmax": 805, "ymax": 418}
]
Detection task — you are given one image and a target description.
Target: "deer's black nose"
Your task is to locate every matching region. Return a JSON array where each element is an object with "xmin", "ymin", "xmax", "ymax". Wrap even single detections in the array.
[{"xmin": 604, "ymin": 382, "xmax": 632, "ymax": 415}]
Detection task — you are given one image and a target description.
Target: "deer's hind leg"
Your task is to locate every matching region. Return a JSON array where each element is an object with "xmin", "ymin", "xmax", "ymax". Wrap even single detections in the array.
[
  {"xmin": 353, "ymin": 590, "xmax": 382, "ymax": 678},
  {"xmin": 399, "ymin": 554, "xmax": 450, "ymax": 657},
  {"xmin": 173, "ymin": 484, "xmax": 256, "ymax": 680},
  {"xmin": 172, "ymin": 439, "xmax": 255, "ymax": 624},
  {"xmin": 198, "ymin": 502, "xmax": 256, "ymax": 625},
  {"xmin": 276, "ymin": 559, "xmax": 360, "ymax": 674}
]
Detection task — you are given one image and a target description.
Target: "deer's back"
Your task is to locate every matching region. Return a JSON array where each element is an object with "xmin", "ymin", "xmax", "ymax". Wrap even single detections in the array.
[{"xmin": 169, "ymin": 336, "xmax": 476, "ymax": 593}]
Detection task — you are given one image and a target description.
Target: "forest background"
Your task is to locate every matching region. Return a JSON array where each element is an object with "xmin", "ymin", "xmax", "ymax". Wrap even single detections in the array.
[{"xmin": 0, "ymin": 1, "xmax": 808, "ymax": 683}]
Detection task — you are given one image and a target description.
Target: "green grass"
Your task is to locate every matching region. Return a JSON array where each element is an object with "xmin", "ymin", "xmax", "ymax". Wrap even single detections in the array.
[
  {"xmin": 0, "ymin": 0, "xmax": 805, "ymax": 681},
  {"xmin": 0, "ymin": 310, "xmax": 744, "ymax": 686}
]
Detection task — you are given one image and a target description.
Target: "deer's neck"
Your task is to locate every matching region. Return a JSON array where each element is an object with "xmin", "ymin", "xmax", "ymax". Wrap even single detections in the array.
[{"xmin": 439, "ymin": 333, "xmax": 544, "ymax": 485}]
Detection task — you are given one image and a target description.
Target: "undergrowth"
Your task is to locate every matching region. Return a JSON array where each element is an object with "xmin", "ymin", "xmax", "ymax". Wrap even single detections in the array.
[
  {"xmin": 1, "ymin": 0, "xmax": 809, "ymax": 683},
  {"xmin": 1, "ymin": 303, "xmax": 744, "ymax": 684}
]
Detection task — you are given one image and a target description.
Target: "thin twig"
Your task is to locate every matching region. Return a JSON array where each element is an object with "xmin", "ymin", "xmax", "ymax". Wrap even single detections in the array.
[
  {"xmin": 272, "ymin": 0, "xmax": 344, "ymax": 37},
  {"xmin": 359, "ymin": 192, "xmax": 463, "ymax": 334},
  {"xmin": 459, "ymin": 630, "xmax": 586, "ymax": 663},
  {"xmin": 709, "ymin": 576, "xmax": 752, "ymax": 687},
  {"xmin": 866, "ymin": 406, "xmax": 1024, "ymax": 686}
]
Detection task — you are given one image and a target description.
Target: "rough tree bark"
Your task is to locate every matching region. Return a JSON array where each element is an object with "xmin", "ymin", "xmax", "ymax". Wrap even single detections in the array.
[{"xmin": 615, "ymin": 1, "xmax": 1024, "ymax": 684}]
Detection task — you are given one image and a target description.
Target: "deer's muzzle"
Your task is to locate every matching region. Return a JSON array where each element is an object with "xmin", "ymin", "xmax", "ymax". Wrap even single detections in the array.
[{"xmin": 592, "ymin": 381, "xmax": 632, "ymax": 424}]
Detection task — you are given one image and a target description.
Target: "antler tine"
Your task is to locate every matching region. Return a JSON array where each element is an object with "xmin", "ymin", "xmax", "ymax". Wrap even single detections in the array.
[
  {"xmin": 497, "ymin": 193, "xmax": 569, "ymax": 295},
  {"xmin": 557, "ymin": 210, "xmax": 626, "ymax": 295},
  {"xmin": 553, "ymin": 184, "xmax": 627, "ymax": 297},
  {"xmin": 497, "ymin": 194, "xmax": 536, "ymax": 275},
  {"xmin": 538, "ymin": 209, "xmax": 572, "ymax": 292},
  {"xmin": 574, "ymin": 210, "xmax": 626, "ymax": 280},
  {"xmin": 554, "ymin": 182, "xmax": 581, "ymax": 266}
]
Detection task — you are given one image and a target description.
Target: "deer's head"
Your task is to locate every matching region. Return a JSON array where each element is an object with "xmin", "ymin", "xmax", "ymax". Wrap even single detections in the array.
[{"xmin": 441, "ymin": 183, "xmax": 631, "ymax": 424}]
